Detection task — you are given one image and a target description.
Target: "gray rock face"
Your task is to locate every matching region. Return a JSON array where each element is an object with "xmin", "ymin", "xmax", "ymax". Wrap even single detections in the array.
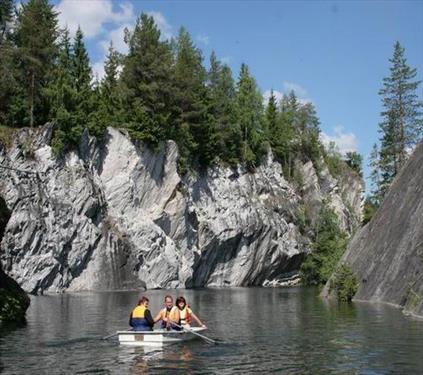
[
  {"xmin": 326, "ymin": 142, "xmax": 423, "ymax": 318},
  {"xmin": 0, "ymin": 126, "xmax": 363, "ymax": 294}
]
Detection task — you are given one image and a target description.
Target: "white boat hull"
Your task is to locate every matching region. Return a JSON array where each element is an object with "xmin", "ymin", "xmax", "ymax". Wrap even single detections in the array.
[{"xmin": 117, "ymin": 327, "xmax": 207, "ymax": 347}]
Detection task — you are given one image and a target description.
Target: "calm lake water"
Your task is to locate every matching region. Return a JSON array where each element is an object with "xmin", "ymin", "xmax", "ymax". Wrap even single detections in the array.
[{"xmin": 1, "ymin": 287, "xmax": 423, "ymax": 374}]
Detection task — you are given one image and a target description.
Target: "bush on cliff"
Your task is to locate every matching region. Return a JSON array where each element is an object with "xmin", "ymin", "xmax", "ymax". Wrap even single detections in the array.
[
  {"xmin": 329, "ymin": 264, "xmax": 358, "ymax": 302},
  {"xmin": 300, "ymin": 204, "xmax": 348, "ymax": 286}
]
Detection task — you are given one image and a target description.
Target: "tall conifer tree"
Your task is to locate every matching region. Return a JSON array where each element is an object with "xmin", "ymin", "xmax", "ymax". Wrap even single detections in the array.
[
  {"xmin": 120, "ymin": 13, "xmax": 173, "ymax": 144},
  {"xmin": 15, "ymin": 0, "xmax": 58, "ymax": 127},
  {"xmin": 378, "ymin": 41, "xmax": 422, "ymax": 192},
  {"xmin": 234, "ymin": 63, "xmax": 265, "ymax": 166}
]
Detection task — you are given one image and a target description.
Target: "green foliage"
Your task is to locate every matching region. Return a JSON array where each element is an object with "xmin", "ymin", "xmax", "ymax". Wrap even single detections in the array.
[
  {"xmin": 345, "ymin": 151, "xmax": 362, "ymax": 176},
  {"xmin": 0, "ymin": 125, "xmax": 16, "ymax": 148},
  {"xmin": 362, "ymin": 197, "xmax": 378, "ymax": 225},
  {"xmin": 324, "ymin": 142, "xmax": 343, "ymax": 177},
  {"xmin": 300, "ymin": 204, "xmax": 348, "ymax": 285},
  {"xmin": 375, "ymin": 42, "xmax": 423, "ymax": 203},
  {"xmin": 206, "ymin": 52, "xmax": 240, "ymax": 166},
  {"xmin": 88, "ymin": 43, "xmax": 124, "ymax": 137},
  {"xmin": 14, "ymin": 0, "xmax": 59, "ymax": 127},
  {"xmin": 120, "ymin": 13, "xmax": 174, "ymax": 144},
  {"xmin": 234, "ymin": 63, "xmax": 266, "ymax": 167},
  {"xmin": 329, "ymin": 264, "xmax": 359, "ymax": 302}
]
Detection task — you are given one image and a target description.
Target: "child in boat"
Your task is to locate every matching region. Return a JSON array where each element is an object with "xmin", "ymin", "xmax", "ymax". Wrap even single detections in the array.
[
  {"xmin": 129, "ymin": 296, "xmax": 155, "ymax": 331},
  {"xmin": 176, "ymin": 296, "xmax": 206, "ymax": 328},
  {"xmin": 154, "ymin": 295, "xmax": 181, "ymax": 330}
]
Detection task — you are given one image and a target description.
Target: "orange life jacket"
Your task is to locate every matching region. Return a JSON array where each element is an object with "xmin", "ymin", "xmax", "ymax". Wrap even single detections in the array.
[{"xmin": 179, "ymin": 306, "xmax": 192, "ymax": 325}]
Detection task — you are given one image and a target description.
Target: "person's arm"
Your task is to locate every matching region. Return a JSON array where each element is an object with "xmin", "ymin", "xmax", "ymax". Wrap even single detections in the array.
[
  {"xmin": 153, "ymin": 309, "xmax": 163, "ymax": 324},
  {"xmin": 169, "ymin": 308, "xmax": 180, "ymax": 326},
  {"xmin": 191, "ymin": 312, "xmax": 206, "ymax": 327},
  {"xmin": 145, "ymin": 309, "xmax": 154, "ymax": 327},
  {"xmin": 129, "ymin": 312, "xmax": 133, "ymax": 327}
]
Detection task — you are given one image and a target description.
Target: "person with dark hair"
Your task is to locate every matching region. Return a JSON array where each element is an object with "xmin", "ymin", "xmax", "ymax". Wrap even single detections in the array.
[
  {"xmin": 154, "ymin": 295, "xmax": 181, "ymax": 330},
  {"xmin": 176, "ymin": 296, "xmax": 206, "ymax": 328},
  {"xmin": 129, "ymin": 296, "xmax": 154, "ymax": 331}
]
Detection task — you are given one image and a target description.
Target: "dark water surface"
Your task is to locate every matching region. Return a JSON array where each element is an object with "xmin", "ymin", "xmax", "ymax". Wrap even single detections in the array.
[{"xmin": 1, "ymin": 287, "xmax": 423, "ymax": 374}]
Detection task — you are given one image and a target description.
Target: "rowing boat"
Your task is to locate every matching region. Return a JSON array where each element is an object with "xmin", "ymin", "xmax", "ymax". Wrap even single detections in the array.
[{"xmin": 117, "ymin": 327, "xmax": 208, "ymax": 347}]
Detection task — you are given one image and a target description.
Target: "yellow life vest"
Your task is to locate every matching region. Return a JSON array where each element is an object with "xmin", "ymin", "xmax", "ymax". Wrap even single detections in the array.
[
  {"xmin": 179, "ymin": 306, "xmax": 192, "ymax": 325},
  {"xmin": 132, "ymin": 305, "xmax": 146, "ymax": 318},
  {"xmin": 161, "ymin": 306, "xmax": 179, "ymax": 322}
]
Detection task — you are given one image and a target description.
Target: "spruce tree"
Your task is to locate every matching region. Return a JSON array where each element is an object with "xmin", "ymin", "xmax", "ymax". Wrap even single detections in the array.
[
  {"xmin": 207, "ymin": 52, "xmax": 239, "ymax": 165},
  {"xmin": 368, "ymin": 143, "xmax": 382, "ymax": 206},
  {"xmin": 14, "ymin": 0, "xmax": 59, "ymax": 127},
  {"xmin": 120, "ymin": 13, "xmax": 173, "ymax": 145},
  {"xmin": 0, "ymin": 0, "xmax": 13, "ymax": 43},
  {"xmin": 72, "ymin": 26, "xmax": 92, "ymax": 125},
  {"xmin": 234, "ymin": 63, "xmax": 265, "ymax": 167},
  {"xmin": 265, "ymin": 90, "xmax": 278, "ymax": 138},
  {"xmin": 47, "ymin": 28, "xmax": 78, "ymax": 153},
  {"xmin": 172, "ymin": 27, "xmax": 208, "ymax": 167},
  {"xmin": 378, "ymin": 41, "xmax": 422, "ymax": 192},
  {"xmin": 0, "ymin": 0, "xmax": 22, "ymax": 127},
  {"xmin": 88, "ymin": 42, "xmax": 123, "ymax": 137}
]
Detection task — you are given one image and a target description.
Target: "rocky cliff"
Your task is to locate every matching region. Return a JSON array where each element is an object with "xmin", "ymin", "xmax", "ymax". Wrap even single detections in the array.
[
  {"xmin": 325, "ymin": 142, "xmax": 423, "ymax": 318},
  {"xmin": 0, "ymin": 125, "xmax": 363, "ymax": 294},
  {"xmin": 0, "ymin": 196, "xmax": 30, "ymax": 321}
]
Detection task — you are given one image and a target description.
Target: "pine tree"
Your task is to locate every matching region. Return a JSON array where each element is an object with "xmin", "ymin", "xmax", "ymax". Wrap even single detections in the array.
[
  {"xmin": 120, "ymin": 13, "xmax": 173, "ymax": 145},
  {"xmin": 172, "ymin": 27, "xmax": 208, "ymax": 167},
  {"xmin": 47, "ymin": 28, "xmax": 78, "ymax": 154},
  {"xmin": 345, "ymin": 151, "xmax": 362, "ymax": 176},
  {"xmin": 378, "ymin": 41, "xmax": 423, "ymax": 189},
  {"xmin": 72, "ymin": 26, "xmax": 92, "ymax": 126},
  {"xmin": 265, "ymin": 90, "xmax": 278, "ymax": 138},
  {"xmin": 14, "ymin": 0, "xmax": 59, "ymax": 127},
  {"xmin": 270, "ymin": 93, "xmax": 295, "ymax": 175},
  {"xmin": 207, "ymin": 52, "xmax": 239, "ymax": 165},
  {"xmin": 0, "ymin": 0, "xmax": 13, "ymax": 43},
  {"xmin": 89, "ymin": 42, "xmax": 123, "ymax": 136},
  {"xmin": 0, "ymin": 0, "xmax": 22, "ymax": 126},
  {"xmin": 234, "ymin": 63, "xmax": 265, "ymax": 167},
  {"xmin": 296, "ymin": 102, "xmax": 321, "ymax": 164}
]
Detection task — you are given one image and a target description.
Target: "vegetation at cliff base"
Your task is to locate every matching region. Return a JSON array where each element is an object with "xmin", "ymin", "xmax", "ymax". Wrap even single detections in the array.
[
  {"xmin": 329, "ymin": 264, "xmax": 359, "ymax": 302},
  {"xmin": 300, "ymin": 204, "xmax": 348, "ymax": 286}
]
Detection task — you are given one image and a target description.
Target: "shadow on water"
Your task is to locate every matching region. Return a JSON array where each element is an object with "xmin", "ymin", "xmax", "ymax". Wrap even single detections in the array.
[{"xmin": 1, "ymin": 287, "xmax": 423, "ymax": 374}]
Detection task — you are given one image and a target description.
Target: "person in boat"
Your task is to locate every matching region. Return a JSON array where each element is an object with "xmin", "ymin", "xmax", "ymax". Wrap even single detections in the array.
[
  {"xmin": 154, "ymin": 295, "xmax": 181, "ymax": 330},
  {"xmin": 129, "ymin": 296, "xmax": 154, "ymax": 331},
  {"xmin": 176, "ymin": 296, "xmax": 206, "ymax": 328}
]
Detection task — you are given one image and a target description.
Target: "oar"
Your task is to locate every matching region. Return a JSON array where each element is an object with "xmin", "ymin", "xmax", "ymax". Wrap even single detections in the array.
[
  {"xmin": 171, "ymin": 322, "xmax": 217, "ymax": 345},
  {"xmin": 102, "ymin": 332, "xmax": 118, "ymax": 340}
]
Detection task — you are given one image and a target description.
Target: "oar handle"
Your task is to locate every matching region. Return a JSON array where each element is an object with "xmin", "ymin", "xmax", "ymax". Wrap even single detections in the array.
[
  {"xmin": 102, "ymin": 332, "xmax": 118, "ymax": 340},
  {"xmin": 171, "ymin": 322, "xmax": 217, "ymax": 344}
]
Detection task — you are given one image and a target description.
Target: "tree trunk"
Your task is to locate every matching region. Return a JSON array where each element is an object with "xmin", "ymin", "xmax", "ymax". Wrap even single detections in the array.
[{"xmin": 30, "ymin": 71, "xmax": 35, "ymax": 128}]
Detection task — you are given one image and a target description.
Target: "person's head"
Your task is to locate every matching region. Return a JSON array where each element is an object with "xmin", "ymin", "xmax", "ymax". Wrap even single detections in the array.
[
  {"xmin": 164, "ymin": 295, "xmax": 173, "ymax": 308},
  {"xmin": 138, "ymin": 296, "xmax": 149, "ymax": 307},
  {"xmin": 176, "ymin": 296, "xmax": 186, "ymax": 310}
]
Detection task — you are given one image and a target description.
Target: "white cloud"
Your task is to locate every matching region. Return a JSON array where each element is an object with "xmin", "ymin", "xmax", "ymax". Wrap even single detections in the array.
[
  {"xmin": 99, "ymin": 24, "xmax": 132, "ymax": 54},
  {"xmin": 55, "ymin": 0, "xmax": 135, "ymax": 38},
  {"xmin": 320, "ymin": 126, "xmax": 358, "ymax": 155},
  {"xmin": 283, "ymin": 81, "xmax": 308, "ymax": 97},
  {"xmin": 220, "ymin": 56, "xmax": 232, "ymax": 64},
  {"xmin": 146, "ymin": 11, "xmax": 173, "ymax": 40},
  {"xmin": 263, "ymin": 89, "xmax": 283, "ymax": 105},
  {"xmin": 263, "ymin": 81, "xmax": 313, "ymax": 105},
  {"xmin": 92, "ymin": 61, "xmax": 105, "ymax": 81},
  {"xmin": 197, "ymin": 34, "xmax": 210, "ymax": 45}
]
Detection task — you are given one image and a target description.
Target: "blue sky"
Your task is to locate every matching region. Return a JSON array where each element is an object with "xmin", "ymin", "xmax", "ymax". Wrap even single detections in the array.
[{"xmin": 52, "ymin": 0, "xmax": 423, "ymax": 191}]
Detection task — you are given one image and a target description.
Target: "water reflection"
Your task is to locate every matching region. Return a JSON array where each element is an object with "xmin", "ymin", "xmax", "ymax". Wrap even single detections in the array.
[{"xmin": 1, "ymin": 287, "xmax": 423, "ymax": 374}]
